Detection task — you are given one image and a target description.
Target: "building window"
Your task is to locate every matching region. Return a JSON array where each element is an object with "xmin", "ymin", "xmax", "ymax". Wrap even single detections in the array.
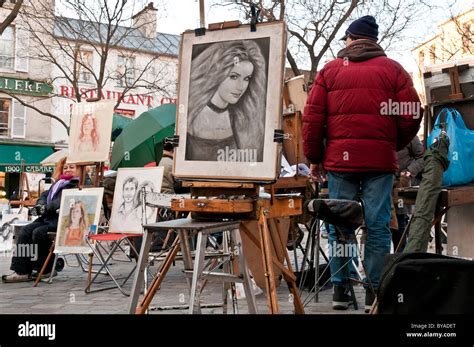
[
  {"xmin": 0, "ymin": 27, "xmax": 15, "ymax": 70},
  {"xmin": 0, "ymin": 98, "xmax": 11, "ymax": 137},
  {"xmin": 77, "ymin": 50, "xmax": 93, "ymax": 84},
  {"xmin": 117, "ymin": 55, "xmax": 135, "ymax": 87}
]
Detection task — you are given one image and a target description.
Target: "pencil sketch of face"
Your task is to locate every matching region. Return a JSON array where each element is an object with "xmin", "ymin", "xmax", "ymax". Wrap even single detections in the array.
[
  {"xmin": 122, "ymin": 177, "xmax": 138, "ymax": 204},
  {"xmin": 71, "ymin": 204, "xmax": 82, "ymax": 224},
  {"xmin": 184, "ymin": 39, "xmax": 269, "ymax": 163},
  {"xmin": 214, "ymin": 59, "xmax": 254, "ymax": 106},
  {"xmin": 83, "ymin": 116, "xmax": 94, "ymax": 134}
]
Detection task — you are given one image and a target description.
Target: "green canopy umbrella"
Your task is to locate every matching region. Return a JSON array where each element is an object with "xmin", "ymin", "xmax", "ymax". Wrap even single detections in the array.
[
  {"xmin": 111, "ymin": 114, "xmax": 133, "ymax": 141},
  {"xmin": 111, "ymin": 104, "xmax": 176, "ymax": 170},
  {"xmin": 404, "ymin": 131, "xmax": 450, "ymax": 253}
]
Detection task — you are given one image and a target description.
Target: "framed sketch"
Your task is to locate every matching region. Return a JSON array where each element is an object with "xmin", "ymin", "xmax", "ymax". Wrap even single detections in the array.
[
  {"xmin": 25, "ymin": 173, "xmax": 47, "ymax": 199},
  {"xmin": 55, "ymin": 188, "xmax": 104, "ymax": 254},
  {"xmin": 173, "ymin": 21, "xmax": 288, "ymax": 182},
  {"xmin": 0, "ymin": 212, "xmax": 28, "ymax": 253},
  {"xmin": 109, "ymin": 167, "xmax": 164, "ymax": 234},
  {"xmin": 68, "ymin": 100, "xmax": 115, "ymax": 163}
]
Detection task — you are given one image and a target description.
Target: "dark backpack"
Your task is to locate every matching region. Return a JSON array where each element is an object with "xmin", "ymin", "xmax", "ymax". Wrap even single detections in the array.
[{"xmin": 377, "ymin": 253, "xmax": 474, "ymax": 314}]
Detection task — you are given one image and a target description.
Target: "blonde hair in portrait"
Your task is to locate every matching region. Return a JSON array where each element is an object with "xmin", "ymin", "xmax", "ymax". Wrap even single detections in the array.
[{"xmin": 188, "ymin": 40, "xmax": 267, "ymax": 160}]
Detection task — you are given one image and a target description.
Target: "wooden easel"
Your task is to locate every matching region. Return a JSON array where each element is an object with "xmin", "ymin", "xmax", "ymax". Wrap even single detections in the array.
[
  {"xmin": 75, "ymin": 161, "xmax": 104, "ymax": 285},
  {"xmin": 129, "ymin": 12, "xmax": 305, "ymax": 313},
  {"xmin": 75, "ymin": 161, "xmax": 105, "ymax": 188},
  {"xmin": 168, "ymin": 181, "xmax": 305, "ymax": 314},
  {"xmin": 10, "ymin": 161, "xmax": 37, "ymax": 208}
]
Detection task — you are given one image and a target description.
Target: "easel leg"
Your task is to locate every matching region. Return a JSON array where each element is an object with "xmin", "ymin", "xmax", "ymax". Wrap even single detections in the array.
[
  {"xmin": 258, "ymin": 212, "xmax": 279, "ymax": 314},
  {"xmin": 88, "ymin": 253, "xmax": 93, "ymax": 287},
  {"xmin": 269, "ymin": 219, "xmax": 305, "ymax": 314},
  {"xmin": 127, "ymin": 230, "xmax": 153, "ymax": 313},
  {"xmin": 189, "ymin": 231, "xmax": 208, "ymax": 314},
  {"xmin": 136, "ymin": 238, "xmax": 180, "ymax": 314},
  {"xmin": 34, "ymin": 241, "xmax": 55, "ymax": 287},
  {"xmin": 231, "ymin": 228, "xmax": 257, "ymax": 314},
  {"xmin": 177, "ymin": 230, "xmax": 193, "ymax": 289}
]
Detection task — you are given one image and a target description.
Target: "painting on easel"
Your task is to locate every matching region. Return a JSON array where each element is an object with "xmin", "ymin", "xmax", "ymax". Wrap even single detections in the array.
[
  {"xmin": 55, "ymin": 188, "xmax": 104, "ymax": 254},
  {"xmin": 68, "ymin": 100, "xmax": 115, "ymax": 163},
  {"xmin": 174, "ymin": 21, "xmax": 288, "ymax": 181}
]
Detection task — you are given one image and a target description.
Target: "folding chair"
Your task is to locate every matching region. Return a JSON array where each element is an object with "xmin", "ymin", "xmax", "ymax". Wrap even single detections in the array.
[
  {"xmin": 84, "ymin": 187, "xmax": 168, "ymax": 296},
  {"xmin": 85, "ymin": 231, "xmax": 141, "ymax": 295}
]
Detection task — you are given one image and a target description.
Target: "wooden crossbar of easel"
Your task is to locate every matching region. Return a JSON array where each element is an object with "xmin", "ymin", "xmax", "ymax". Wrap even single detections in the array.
[{"xmin": 167, "ymin": 181, "xmax": 305, "ymax": 314}]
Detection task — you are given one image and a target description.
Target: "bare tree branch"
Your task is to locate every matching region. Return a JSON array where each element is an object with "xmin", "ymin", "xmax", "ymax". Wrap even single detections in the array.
[
  {"xmin": 17, "ymin": 0, "xmax": 175, "ymax": 132},
  {"xmin": 0, "ymin": 0, "xmax": 23, "ymax": 35}
]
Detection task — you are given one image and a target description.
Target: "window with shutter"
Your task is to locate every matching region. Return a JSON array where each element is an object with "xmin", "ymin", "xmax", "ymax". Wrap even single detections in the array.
[
  {"xmin": 15, "ymin": 26, "xmax": 29, "ymax": 72},
  {"xmin": 0, "ymin": 27, "xmax": 15, "ymax": 70},
  {"xmin": 12, "ymin": 100, "xmax": 26, "ymax": 138},
  {"xmin": 0, "ymin": 98, "xmax": 11, "ymax": 138},
  {"xmin": 77, "ymin": 50, "xmax": 93, "ymax": 84}
]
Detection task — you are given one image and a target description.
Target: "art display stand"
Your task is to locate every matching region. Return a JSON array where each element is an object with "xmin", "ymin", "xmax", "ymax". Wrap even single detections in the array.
[
  {"xmin": 9, "ymin": 161, "xmax": 39, "ymax": 208},
  {"xmin": 127, "ymin": 180, "xmax": 305, "ymax": 314},
  {"xmin": 125, "ymin": 14, "xmax": 310, "ymax": 314},
  {"xmin": 34, "ymin": 161, "xmax": 105, "ymax": 287}
]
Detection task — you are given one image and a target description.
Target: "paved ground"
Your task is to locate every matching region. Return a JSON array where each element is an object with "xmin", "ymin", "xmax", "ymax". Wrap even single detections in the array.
[{"xmin": 0, "ymin": 237, "xmax": 367, "ymax": 315}]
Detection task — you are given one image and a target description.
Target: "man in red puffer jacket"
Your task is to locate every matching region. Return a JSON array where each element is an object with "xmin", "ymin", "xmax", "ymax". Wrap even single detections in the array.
[{"xmin": 303, "ymin": 15, "xmax": 422, "ymax": 312}]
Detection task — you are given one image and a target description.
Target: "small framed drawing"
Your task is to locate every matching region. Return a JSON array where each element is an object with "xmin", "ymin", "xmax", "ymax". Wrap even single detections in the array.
[
  {"xmin": 0, "ymin": 212, "xmax": 28, "ymax": 253},
  {"xmin": 109, "ymin": 167, "xmax": 164, "ymax": 234},
  {"xmin": 173, "ymin": 21, "xmax": 288, "ymax": 182},
  {"xmin": 55, "ymin": 188, "xmax": 104, "ymax": 254},
  {"xmin": 68, "ymin": 100, "xmax": 115, "ymax": 163}
]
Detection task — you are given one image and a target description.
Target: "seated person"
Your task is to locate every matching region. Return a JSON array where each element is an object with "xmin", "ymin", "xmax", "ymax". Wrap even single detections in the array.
[{"xmin": 2, "ymin": 158, "xmax": 79, "ymax": 282}]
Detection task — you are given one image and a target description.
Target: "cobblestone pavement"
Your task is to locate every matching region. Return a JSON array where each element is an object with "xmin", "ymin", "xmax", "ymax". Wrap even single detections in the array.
[{"xmin": 0, "ymin": 241, "xmax": 366, "ymax": 315}]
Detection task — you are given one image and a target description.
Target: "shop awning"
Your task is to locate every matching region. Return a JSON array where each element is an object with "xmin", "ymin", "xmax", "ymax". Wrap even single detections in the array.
[{"xmin": 0, "ymin": 143, "xmax": 54, "ymax": 173}]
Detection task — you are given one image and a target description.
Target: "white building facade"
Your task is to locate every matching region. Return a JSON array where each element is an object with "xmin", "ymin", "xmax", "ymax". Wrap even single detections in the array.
[{"xmin": 0, "ymin": 0, "xmax": 179, "ymax": 198}]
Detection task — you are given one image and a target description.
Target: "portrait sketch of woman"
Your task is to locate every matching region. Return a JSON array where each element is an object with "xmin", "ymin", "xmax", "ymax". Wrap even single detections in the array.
[
  {"xmin": 68, "ymin": 101, "xmax": 115, "ymax": 163},
  {"xmin": 174, "ymin": 22, "xmax": 287, "ymax": 182},
  {"xmin": 76, "ymin": 113, "xmax": 100, "ymax": 153},
  {"xmin": 63, "ymin": 201, "xmax": 89, "ymax": 247},
  {"xmin": 185, "ymin": 38, "xmax": 269, "ymax": 163},
  {"xmin": 55, "ymin": 188, "xmax": 103, "ymax": 254}
]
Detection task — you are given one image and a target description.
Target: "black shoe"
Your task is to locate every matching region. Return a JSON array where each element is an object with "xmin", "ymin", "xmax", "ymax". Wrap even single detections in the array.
[
  {"xmin": 332, "ymin": 285, "xmax": 353, "ymax": 310},
  {"xmin": 365, "ymin": 290, "xmax": 376, "ymax": 313}
]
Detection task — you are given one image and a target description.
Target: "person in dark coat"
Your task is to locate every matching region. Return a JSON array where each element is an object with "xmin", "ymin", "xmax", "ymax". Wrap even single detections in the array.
[
  {"xmin": 2, "ymin": 158, "xmax": 79, "ymax": 283},
  {"xmin": 303, "ymin": 15, "xmax": 422, "ymax": 312}
]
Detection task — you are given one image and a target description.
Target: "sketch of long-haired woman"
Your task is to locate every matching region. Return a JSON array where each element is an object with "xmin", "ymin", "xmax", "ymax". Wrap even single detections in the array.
[
  {"xmin": 186, "ymin": 40, "xmax": 267, "ymax": 162},
  {"xmin": 77, "ymin": 113, "xmax": 99, "ymax": 152}
]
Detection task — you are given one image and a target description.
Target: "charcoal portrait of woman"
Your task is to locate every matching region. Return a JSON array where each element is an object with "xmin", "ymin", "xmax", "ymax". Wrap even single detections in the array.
[{"xmin": 185, "ymin": 39, "xmax": 269, "ymax": 163}]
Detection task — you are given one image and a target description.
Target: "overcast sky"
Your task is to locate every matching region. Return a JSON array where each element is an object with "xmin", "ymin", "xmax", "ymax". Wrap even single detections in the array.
[
  {"xmin": 153, "ymin": 0, "xmax": 472, "ymax": 73},
  {"xmin": 56, "ymin": 0, "xmax": 472, "ymax": 73}
]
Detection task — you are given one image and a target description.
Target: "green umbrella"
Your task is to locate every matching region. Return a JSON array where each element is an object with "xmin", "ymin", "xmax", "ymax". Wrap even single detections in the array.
[
  {"xmin": 111, "ymin": 104, "xmax": 176, "ymax": 170},
  {"xmin": 111, "ymin": 114, "xmax": 133, "ymax": 141}
]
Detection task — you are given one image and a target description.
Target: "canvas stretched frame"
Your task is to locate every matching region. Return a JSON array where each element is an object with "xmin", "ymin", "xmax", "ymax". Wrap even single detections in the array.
[{"xmin": 173, "ymin": 21, "xmax": 288, "ymax": 182}]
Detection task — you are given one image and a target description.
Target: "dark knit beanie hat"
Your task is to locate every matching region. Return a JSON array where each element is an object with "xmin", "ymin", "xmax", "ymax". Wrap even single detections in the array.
[{"xmin": 340, "ymin": 15, "xmax": 379, "ymax": 41}]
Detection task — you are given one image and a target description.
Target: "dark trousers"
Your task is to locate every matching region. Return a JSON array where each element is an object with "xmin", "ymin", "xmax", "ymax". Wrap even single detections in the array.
[{"xmin": 10, "ymin": 221, "xmax": 54, "ymax": 274}]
